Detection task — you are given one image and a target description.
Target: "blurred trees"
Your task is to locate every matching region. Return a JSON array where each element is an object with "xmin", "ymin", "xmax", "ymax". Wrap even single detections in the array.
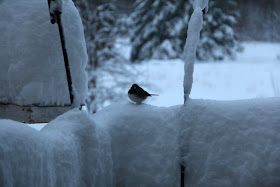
[
  {"xmin": 74, "ymin": 0, "xmax": 118, "ymax": 68},
  {"xmin": 237, "ymin": 0, "xmax": 280, "ymax": 42},
  {"xmin": 73, "ymin": 0, "xmax": 279, "ymax": 111},
  {"xmin": 130, "ymin": 0, "xmax": 189, "ymax": 62},
  {"xmin": 74, "ymin": 0, "xmax": 133, "ymax": 113},
  {"xmin": 130, "ymin": 0, "xmax": 240, "ymax": 62},
  {"xmin": 198, "ymin": 0, "xmax": 239, "ymax": 61}
]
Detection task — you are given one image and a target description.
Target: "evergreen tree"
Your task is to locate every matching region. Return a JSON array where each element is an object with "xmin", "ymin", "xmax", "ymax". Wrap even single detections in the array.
[
  {"xmin": 130, "ymin": 0, "xmax": 239, "ymax": 62},
  {"xmin": 197, "ymin": 0, "xmax": 239, "ymax": 61},
  {"xmin": 75, "ymin": 0, "xmax": 140, "ymax": 113},
  {"xmin": 236, "ymin": 0, "xmax": 280, "ymax": 42},
  {"xmin": 74, "ymin": 0, "xmax": 117, "ymax": 68},
  {"xmin": 75, "ymin": 0, "xmax": 129, "ymax": 112},
  {"xmin": 130, "ymin": 0, "xmax": 190, "ymax": 62}
]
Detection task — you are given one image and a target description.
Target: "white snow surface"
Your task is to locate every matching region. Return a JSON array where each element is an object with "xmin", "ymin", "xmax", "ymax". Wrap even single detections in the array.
[
  {"xmin": 125, "ymin": 42, "xmax": 280, "ymax": 107},
  {"xmin": 94, "ymin": 103, "xmax": 180, "ymax": 186},
  {"xmin": 193, "ymin": 0, "xmax": 209, "ymax": 11},
  {"xmin": 0, "ymin": 0, "xmax": 87, "ymax": 106},
  {"xmin": 0, "ymin": 109, "xmax": 112, "ymax": 187},
  {"xmin": 179, "ymin": 98, "xmax": 280, "ymax": 186},
  {"xmin": 49, "ymin": 0, "xmax": 63, "ymax": 14},
  {"xmin": 1, "ymin": 99, "xmax": 280, "ymax": 186},
  {"xmin": 95, "ymin": 99, "xmax": 280, "ymax": 186}
]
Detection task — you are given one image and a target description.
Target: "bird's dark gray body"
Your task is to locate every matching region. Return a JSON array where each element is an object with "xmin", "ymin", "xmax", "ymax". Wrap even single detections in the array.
[{"xmin": 128, "ymin": 84, "xmax": 157, "ymax": 104}]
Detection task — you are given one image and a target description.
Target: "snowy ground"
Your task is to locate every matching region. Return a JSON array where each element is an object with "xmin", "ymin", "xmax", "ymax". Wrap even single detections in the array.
[{"xmin": 116, "ymin": 42, "xmax": 280, "ymax": 107}]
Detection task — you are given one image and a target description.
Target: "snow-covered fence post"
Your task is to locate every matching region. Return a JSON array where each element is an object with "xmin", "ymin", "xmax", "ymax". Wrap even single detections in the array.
[
  {"xmin": 183, "ymin": 0, "xmax": 209, "ymax": 103},
  {"xmin": 0, "ymin": 0, "xmax": 87, "ymax": 123},
  {"xmin": 47, "ymin": 0, "xmax": 74, "ymax": 105},
  {"xmin": 181, "ymin": 1, "xmax": 209, "ymax": 186}
]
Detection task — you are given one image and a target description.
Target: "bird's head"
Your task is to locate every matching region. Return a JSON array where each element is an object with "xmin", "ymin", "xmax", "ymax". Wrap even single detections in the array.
[{"xmin": 128, "ymin": 84, "xmax": 140, "ymax": 94}]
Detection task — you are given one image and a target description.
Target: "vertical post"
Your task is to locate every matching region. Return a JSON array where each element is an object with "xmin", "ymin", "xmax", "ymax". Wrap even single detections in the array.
[
  {"xmin": 47, "ymin": 0, "xmax": 74, "ymax": 105},
  {"xmin": 181, "ymin": 164, "xmax": 185, "ymax": 187},
  {"xmin": 55, "ymin": 12, "xmax": 74, "ymax": 104}
]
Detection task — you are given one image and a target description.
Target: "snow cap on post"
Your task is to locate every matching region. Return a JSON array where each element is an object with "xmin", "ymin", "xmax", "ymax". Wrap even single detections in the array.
[
  {"xmin": 48, "ymin": 0, "xmax": 63, "ymax": 24},
  {"xmin": 183, "ymin": 0, "xmax": 209, "ymax": 103},
  {"xmin": 193, "ymin": 0, "xmax": 209, "ymax": 13}
]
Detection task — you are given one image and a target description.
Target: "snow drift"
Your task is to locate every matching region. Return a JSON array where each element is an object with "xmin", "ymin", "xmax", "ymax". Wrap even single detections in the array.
[
  {"xmin": 1, "ymin": 98, "xmax": 280, "ymax": 186},
  {"xmin": 94, "ymin": 103, "xmax": 180, "ymax": 186},
  {"xmin": 179, "ymin": 98, "xmax": 280, "ymax": 186},
  {"xmin": 0, "ymin": 0, "xmax": 87, "ymax": 106},
  {"xmin": 0, "ymin": 109, "xmax": 112, "ymax": 187}
]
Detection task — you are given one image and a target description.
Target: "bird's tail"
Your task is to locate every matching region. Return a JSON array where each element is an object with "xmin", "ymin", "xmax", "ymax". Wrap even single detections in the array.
[{"xmin": 150, "ymin": 94, "xmax": 159, "ymax": 96}]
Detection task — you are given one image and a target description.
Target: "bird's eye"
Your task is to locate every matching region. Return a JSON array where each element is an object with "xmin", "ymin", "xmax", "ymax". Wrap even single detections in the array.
[{"xmin": 134, "ymin": 87, "xmax": 136, "ymax": 89}]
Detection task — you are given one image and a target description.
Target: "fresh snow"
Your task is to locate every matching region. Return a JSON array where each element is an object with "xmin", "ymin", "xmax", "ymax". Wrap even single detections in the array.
[
  {"xmin": 125, "ymin": 42, "xmax": 280, "ymax": 107},
  {"xmin": 179, "ymin": 98, "xmax": 280, "ymax": 186},
  {"xmin": 0, "ymin": 0, "xmax": 87, "ymax": 106},
  {"xmin": 0, "ymin": 0, "xmax": 279, "ymax": 185},
  {"xmin": 193, "ymin": 0, "xmax": 209, "ymax": 12},
  {"xmin": 114, "ymin": 38, "xmax": 280, "ymax": 108},
  {"xmin": 94, "ymin": 103, "xmax": 179, "ymax": 186},
  {"xmin": 0, "ymin": 109, "xmax": 112, "ymax": 187},
  {"xmin": 1, "ymin": 99, "xmax": 280, "ymax": 186},
  {"xmin": 49, "ymin": 0, "xmax": 63, "ymax": 14},
  {"xmin": 183, "ymin": 1, "xmax": 205, "ymax": 101}
]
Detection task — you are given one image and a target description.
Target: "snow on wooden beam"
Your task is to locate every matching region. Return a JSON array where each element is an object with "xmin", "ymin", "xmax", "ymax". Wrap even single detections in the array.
[{"xmin": 0, "ymin": 104, "xmax": 72, "ymax": 123}]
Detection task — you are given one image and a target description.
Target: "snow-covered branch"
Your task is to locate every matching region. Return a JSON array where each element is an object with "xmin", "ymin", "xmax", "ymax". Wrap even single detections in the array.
[{"xmin": 183, "ymin": 0, "xmax": 209, "ymax": 102}]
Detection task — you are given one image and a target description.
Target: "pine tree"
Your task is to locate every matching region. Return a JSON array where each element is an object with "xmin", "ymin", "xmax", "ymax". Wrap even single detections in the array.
[
  {"xmin": 130, "ymin": 0, "xmax": 190, "ymax": 62},
  {"xmin": 197, "ymin": 0, "xmax": 239, "ymax": 61},
  {"xmin": 75, "ymin": 0, "xmax": 139, "ymax": 113},
  {"xmin": 75, "ymin": 0, "xmax": 125, "ymax": 112},
  {"xmin": 74, "ymin": 0, "xmax": 117, "ymax": 68},
  {"xmin": 130, "ymin": 0, "xmax": 239, "ymax": 62}
]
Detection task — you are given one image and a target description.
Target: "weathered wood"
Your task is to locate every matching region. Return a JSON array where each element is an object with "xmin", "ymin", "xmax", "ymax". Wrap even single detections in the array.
[{"xmin": 0, "ymin": 104, "xmax": 72, "ymax": 123}]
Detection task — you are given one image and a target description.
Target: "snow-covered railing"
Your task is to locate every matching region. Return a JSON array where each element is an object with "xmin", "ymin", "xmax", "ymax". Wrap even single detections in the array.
[
  {"xmin": 0, "ymin": 0, "xmax": 87, "ymax": 123},
  {"xmin": 183, "ymin": 0, "xmax": 209, "ymax": 102},
  {"xmin": 1, "ymin": 100, "xmax": 280, "ymax": 186}
]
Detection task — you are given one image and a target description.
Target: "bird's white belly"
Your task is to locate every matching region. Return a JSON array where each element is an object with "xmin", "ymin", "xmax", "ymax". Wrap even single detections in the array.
[{"xmin": 128, "ymin": 93, "xmax": 145, "ymax": 104}]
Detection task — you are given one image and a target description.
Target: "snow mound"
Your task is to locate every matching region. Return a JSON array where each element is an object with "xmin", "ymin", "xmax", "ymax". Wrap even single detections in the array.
[
  {"xmin": 94, "ymin": 103, "xmax": 180, "ymax": 186},
  {"xmin": 1, "ymin": 99, "xmax": 280, "ymax": 186},
  {"xmin": 0, "ymin": 109, "xmax": 112, "ymax": 187},
  {"xmin": 0, "ymin": 0, "xmax": 87, "ymax": 106},
  {"xmin": 179, "ymin": 98, "xmax": 280, "ymax": 186},
  {"xmin": 94, "ymin": 99, "xmax": 280, "ymax": 186}
]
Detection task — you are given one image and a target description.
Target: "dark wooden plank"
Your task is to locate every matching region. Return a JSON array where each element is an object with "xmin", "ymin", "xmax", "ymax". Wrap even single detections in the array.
[{"xmin": 0, "ymin": 104, "xmax": 72, "ymax": 123}]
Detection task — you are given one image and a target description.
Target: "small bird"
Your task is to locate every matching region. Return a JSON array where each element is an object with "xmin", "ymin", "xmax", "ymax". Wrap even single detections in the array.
[{"xmin": 128, "ymin": 84, "xmax": 158, "ymax": 104}]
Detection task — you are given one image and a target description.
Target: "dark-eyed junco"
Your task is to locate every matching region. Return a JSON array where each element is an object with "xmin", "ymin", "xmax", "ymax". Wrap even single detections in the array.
[{"xmin": 128, "ymin": 84, "xmax": 158, "ymax": 104}]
